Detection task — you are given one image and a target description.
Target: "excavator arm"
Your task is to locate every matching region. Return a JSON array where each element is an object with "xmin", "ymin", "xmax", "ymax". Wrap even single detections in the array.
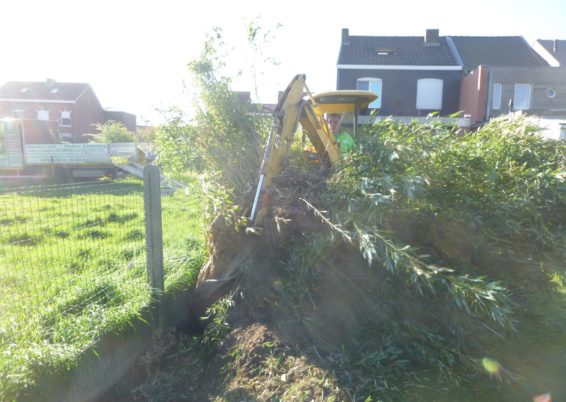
[{"xmin": 249, "ymin": 74, "xmax": 376, "ymax": 226}]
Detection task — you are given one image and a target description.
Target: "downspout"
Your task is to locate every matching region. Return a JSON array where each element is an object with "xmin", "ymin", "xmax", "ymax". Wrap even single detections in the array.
[{"xmin": 485, "ymin": 68, "xmax": 493, "ymax": 121}]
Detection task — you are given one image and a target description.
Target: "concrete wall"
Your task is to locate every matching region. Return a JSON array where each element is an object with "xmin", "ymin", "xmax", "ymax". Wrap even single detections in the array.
[{"xmin": 22, "ymin": 319, "xmax": 152, "ymax": 402}]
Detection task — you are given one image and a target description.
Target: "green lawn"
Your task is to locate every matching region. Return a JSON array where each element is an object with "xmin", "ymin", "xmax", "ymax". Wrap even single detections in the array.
[{"xmin": 0, "ymin": 178, "xmax": 206, "ymax": 400}]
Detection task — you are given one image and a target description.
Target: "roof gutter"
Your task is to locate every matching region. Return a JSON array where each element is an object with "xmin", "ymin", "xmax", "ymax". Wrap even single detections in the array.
[{"xmin": 337, "ymin": 64, "xmax": 462, "ymax": 71}]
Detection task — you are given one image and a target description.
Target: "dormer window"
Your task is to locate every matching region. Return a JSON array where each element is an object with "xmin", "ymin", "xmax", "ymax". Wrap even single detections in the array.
[
  {"xmin": 20, "ymin": 88, "xmax": 29, "ymax": 93},
  {"xmin": 375, "ymin": 48, "xmax": 395, "ymax": 56},
  {"xmin": 50, "ymin": 88, "xmax": 59, "ymax": 94}
]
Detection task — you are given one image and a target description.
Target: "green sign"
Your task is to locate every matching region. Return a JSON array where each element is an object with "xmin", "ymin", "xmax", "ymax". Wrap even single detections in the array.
[{"xmin": 0, "ymin": 120, "xmax": 24, "ymax": 169}]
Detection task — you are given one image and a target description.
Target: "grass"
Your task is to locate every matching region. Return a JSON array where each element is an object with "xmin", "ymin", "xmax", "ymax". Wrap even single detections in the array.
[{"xmin": 0, "ymin": 177, "xmax": 206, "ymax": 400}]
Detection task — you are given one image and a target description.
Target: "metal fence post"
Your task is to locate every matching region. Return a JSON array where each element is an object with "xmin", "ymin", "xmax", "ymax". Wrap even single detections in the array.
[{"xmin": 143, "ymin": 165, "xmax": 164, "ymax": 304}]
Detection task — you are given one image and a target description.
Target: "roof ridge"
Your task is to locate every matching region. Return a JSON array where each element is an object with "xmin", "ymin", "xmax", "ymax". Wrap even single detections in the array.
[
  {"xmin": 350, "ymin": 35, "xmax": 446, "ymax": 39},
  {"xmin": 5, "ymin": 80, "xmax": 90, "ymax": 85},
  {"xmin": 449, "ymin": 35, "xmax": 524, "ymax": 38}
]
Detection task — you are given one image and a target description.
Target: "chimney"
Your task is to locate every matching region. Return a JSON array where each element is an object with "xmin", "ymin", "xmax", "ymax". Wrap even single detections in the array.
[
  {"xmin": 342, "ymin": 28, "xmax": 350, "ymax": 46},
  {"xmin": 425, "ymin": 29, "xmax": 440, "ymax": 46},
  {"xmin": 234, "ymin": 91, "xmax": 250, "ymax": 104},
  {"xmin": 554, "ymin": 39, "xmax": 559, "ymax": 53},
  {"xmin": 46, "ymin": 78, "xmax": 56, "ymax": 86}
]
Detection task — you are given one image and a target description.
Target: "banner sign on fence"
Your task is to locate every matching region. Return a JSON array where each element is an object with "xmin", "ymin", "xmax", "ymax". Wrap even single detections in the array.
[
  {"xmin": 24, "ymin": 143, "xmax": 112, "ymax": 165},
  {"xmin": 0, "ymin": 120, "xmax": 24, "ymax": 169},
  {"xmin": 109, "ymin": 143, "xmax": 137, "ymax": 157}
]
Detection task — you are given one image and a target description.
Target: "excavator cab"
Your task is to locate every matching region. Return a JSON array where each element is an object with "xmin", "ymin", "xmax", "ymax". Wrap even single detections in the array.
[
  {"xmin": 311, "ymin": 90, "xmax": 377, "ymax": 138},
  {"xmin": 249, "ymin": 75, "xmax": 377, "ymax": 226}
]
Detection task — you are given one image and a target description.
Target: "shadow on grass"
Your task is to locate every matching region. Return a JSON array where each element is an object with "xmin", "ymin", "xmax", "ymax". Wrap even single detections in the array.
[{"xmin": 1, "ymin": 180, "xmax": 143, "ymax": 199}]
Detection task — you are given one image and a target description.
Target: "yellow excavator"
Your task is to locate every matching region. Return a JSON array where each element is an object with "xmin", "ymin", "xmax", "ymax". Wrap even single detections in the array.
[{"xmin": 249, "ymin": 74, "xmax": 377, "ymax": 226}]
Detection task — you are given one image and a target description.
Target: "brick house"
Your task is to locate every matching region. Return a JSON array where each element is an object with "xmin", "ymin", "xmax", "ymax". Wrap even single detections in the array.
[{"xmin": 0, "ymin": 79, "xmax": 136, "ymax": 144}]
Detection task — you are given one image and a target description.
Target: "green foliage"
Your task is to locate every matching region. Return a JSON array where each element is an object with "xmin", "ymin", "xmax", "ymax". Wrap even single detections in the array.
[
  {"xmin": 188, "ymin": 29, "xmax": 269, "ymax": 203},
  {"xmin": 156, "ymin": 109, "xmax": 204, "ymax": 176},
  {"xmin": 289, "ymin": 117, "xmax": 566, "ymax": 387},
  {"xmin": 330, "ymin": 117, "xmax": 565, "ymax": 287},
  {"xmin": 136, "ymin": 125, "xmax": 157, "ymax": 143},
  {"xmin": 89, "ymin": 120, "xmax": 134, "ymax": 143},
  {"xmin": 156, "ymin": 28, "xmax": 271, "ymax": 218},
  {"xmin": 201, "ymin": 296, "xmax": 234, "ymax": 355}
]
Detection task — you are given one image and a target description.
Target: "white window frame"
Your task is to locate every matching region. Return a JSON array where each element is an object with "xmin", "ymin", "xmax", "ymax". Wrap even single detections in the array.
[
  {"xmin": 37, "ymin": 109, "xmax": 49, "ymax": 121},
  {"xmin": 60, "ymin": 111, "xmax": 72, "ymax": 127},
  {"xmin": 513, "ymin": 84, "xmax": 532, "ymax": 110},
  {"xmin": 416, "ymin": 78, "xmax": 443, "ymax": 110},
  {"xmin": 356, "ymin": 78, "xmax": 382, "ymax": 108},
  {"xmin": 492, "ymin": 83, "xmax": 502, "ymax": 110}
]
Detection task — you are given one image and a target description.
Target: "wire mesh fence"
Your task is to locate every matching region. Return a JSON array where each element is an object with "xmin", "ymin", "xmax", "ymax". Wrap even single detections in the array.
[
  {"xmin": 0, "ymin": 179, "xmax": 149, "ymax": 341},
  {"xmin": 0, "ymin": 172, "xmax": 204, "ymax": 349},
  {"xmin": 160, "ymin": 181, "xmax": 206, "ymax": 294},
  {"xmin": 0, "ymin": 169, "xmax": 206, "ymax": 399}
]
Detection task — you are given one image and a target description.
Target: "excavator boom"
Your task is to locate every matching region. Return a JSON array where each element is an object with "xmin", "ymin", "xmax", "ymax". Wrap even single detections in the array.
[{"xmin": 249, "ymin": 74, "xmax": 376, "ymax": 226}]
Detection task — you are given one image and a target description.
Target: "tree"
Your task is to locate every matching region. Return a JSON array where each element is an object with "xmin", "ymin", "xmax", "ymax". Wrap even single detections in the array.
[
  {"xmin": 156, "ymin": 28, "xmax": 270, "ymax": 206},
  {"xmin": 89, "ymin": 121, "xmax": 134, "ymax": 143},
  {"xmin": 136, "ymin": 125, "xmax": 157, "ymax": 143}
]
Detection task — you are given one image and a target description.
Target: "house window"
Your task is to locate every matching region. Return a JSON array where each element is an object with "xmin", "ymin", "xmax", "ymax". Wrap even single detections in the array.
[
  {"xmin": 12, "ymin": 110, "xmax": 25, "ymax": 119},
  {"xmin": 492, "ymin": 83, "xmax": 502, "ymax": 110},
  {"xmin": 60, "ymin": 111, "xmax": 72, "ymax": 127},
  {"xmin": 513, "ymin": 84, "xmax": 531, "ymax": 110},
  {"xmin": 356, "ymin": 78, "xmax": 382, "ymax": 108},
  {"xmin": 416, "ymin": 79, "xmax": 443, "ymax": 110},
  {"xmin": 37, "ymin": 110, "xmax": 49, "ymax": 121}
]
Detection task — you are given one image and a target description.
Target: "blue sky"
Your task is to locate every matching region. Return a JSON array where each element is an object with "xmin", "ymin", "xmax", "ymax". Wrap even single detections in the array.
[{"xmin": 2, "ymin": 0, "xmax": 565, "ymax": 125}]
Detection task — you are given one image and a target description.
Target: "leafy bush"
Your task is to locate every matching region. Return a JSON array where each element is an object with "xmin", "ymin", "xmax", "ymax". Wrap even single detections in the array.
[
  {"xmin": 329, "ymin": 117, "xmax": 565, "ymax": 289},
  {"xmin": 156, "ymin": 29, "xmax": 271, "ymax": 209},
  {"xmin": 89, "ymin": 121, "xmax": 134, "ymax": 143},
  {"xmin": 286, "ymin": 116, "xmax": 566, "ymax": 383}
]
